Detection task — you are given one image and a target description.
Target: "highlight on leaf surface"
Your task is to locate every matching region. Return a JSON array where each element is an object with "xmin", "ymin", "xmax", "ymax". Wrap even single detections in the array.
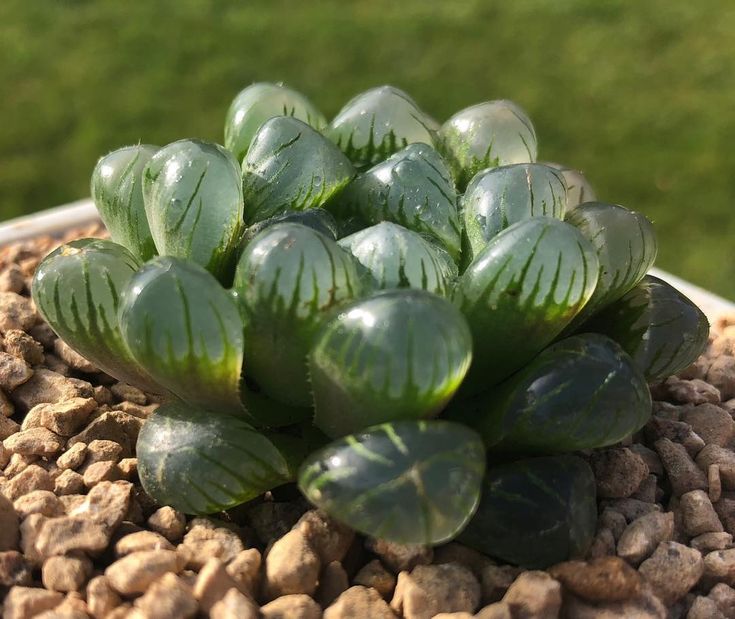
[
  {"xmin": 298, "ymin": 420, "xmax": 485, "ymax": 545},
  {"xmin": 310, "ymin": 289, "xmax": 472, "ymax": 438}
]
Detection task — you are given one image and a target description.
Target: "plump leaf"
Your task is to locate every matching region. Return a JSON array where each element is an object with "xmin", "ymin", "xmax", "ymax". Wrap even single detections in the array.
[
  {"xmin": 91, "ymin": 144, "xmax": 158, "ymax": 261},
  {"xmin": 327, "ymin": 85, "xmax": 437, "ymax": 169},
  {"xmin": 143, "ymin": 139, "xmax": 244, "ymax": 281},
  {"xmin": 461, "ymin": 163, "xmax": 568, "ymax": 268},
  {"xmin": 31, "ymin": 239, "xmax": 158, "ymax": 391},
  {"xmin": 137, "ymin": 401, "xmax": 292, "ymax": 515},
  {"xmin": 119, "ymin": 257, "xmax": 244, "ymax": 412},
  {"xmin": 585, "ymin": 275, "xmax": 709, "ymax": 381},
  {"xmin": 299, "ymin": 420, "xmax": 485, "ymax": 545},
  {"xmin": 439, "ymin": 100, "xmax": 538, "ymax": 189},
  {"xmin": 566, "ymin": 202, "xmax": 657, "ymax": 320},
  {"xmin": 339, "ymin": 222, "xmax": 457, "ymax": 296},
  {"xmin": 332, "ymin": 143, "xmax": 461, "ymax": 261},
  {"xmin": 448, "ymin": 334, "xmax": 651, "ymax": 453},
  {"xmin": 241, "ymin": 116, "xmax": 355, "ymax": 224},
  {"xmin": 459, "ymin": 455, "xmax": 597, "ymax": 568},
  {"xmin": 453, "ymin": 217, "xmax": 599, "ymax": 393},
  {"xmin": 241, "ymin": 208, "xmax": 339, "ymax": 248},
  {"xmin": 311, "ymin": 289, "xmax": 472, "ymax": 438},
  {"xmin": 224, "ymin": 82, "xmax": 327, "ymax": 163},
  {"xmin": 233, "ymin": 223, "xmax": 363, "ymax": 407},
  {"xmin": 544, "ymin": 162, "xmax": 597, "ymax": 209}
]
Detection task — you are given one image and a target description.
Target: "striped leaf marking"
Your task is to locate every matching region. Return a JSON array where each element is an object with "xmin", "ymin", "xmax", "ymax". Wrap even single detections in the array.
[
  {"xmin": 91, "ymin": 144, "xmax": 159, "ymax": 261},
  {"xmin": 241, "ymin": 116, "xmax": 355, "ymax": 224},
  {"xmin": 240, "ymin": 207, "xmax": 339, "ymax": 250},
  {"xmin": 326, "ymin": 85, "xmax": 437, "ymax": 170},
  {"xmin": 143, "ymin": 139, "xmax": 244, "ymax": 282},
  {"xmin": 453, "ymin": 217, "xmax": 599, "ymax": 392},
  {"xmin": 31, "ymin": 239, "xmax": 158, "ymax": 391},
  {"xmin": 543, "ymin": 161, "xmax": 597, "ymax": 209},
  {"xmin": 119, "ymin": 257, "xmax": 244, "ymax": 412},
  {"xmin": 298, "ymin": 420, "xmax": 485, "ymax": 545},
  {"xmin": 310, "ymin": 289, "xmax": 472, "ymax": 438},
  {"xmin": 137, "ymin": 401, "xmax": 291, "ymax": 515},
  {"xmin": 459, "ymin": 455, "xmax": 597, "ymax": 568}
]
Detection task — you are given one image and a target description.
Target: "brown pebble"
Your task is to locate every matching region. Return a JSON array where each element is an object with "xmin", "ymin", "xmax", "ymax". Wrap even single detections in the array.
[
  {"xmin": 0, "ymin": 351, "xmax": 33, "ymax": 391},
  {"xmin": 354, "ymin": 558, "xmax": 397, "ymax": 600},
  {"xmin": 42, "ymin": 554, "xmax": 93, "ymax": 592},
  {"xmin": 86, "ymin": 575, "xmax": 122, "ymax": 618},
  {"xmin": 53, "ymin": 339, "xmax": 98, "ymax": 373},
  {"xmin": 479, "ymin": 564, "xmax": 522, "ymax": 605},
  {"xmin": 680, "ymin": 489, "xmax": 724, "ymax": 536},
  {"xmin": 317, "ymin": 561, "xmax": 350, "ymax": 607},
  {"xmin": 110, "ymin": 382, "xmax": 147, "ymax": 405},
  {"xmin": 83, "ymin": 439, "xmax": 123, "ymax": 467},
  {"xmin": 367, "ymin": 537, "xmax": 433, "ymax": 573},
  {"xmin": 502, "ymin": 570, "xmax": 562, "ymax": 619},
  {"xmin": 598, "ymin": 509, "xmax": 628, "ymax": 541},
  {"xmin": 11, "ymin": 369, "xmax": 92, "ymax": 413},
  {"xmin": 210, "ymin": 588, "xmax": 260, "ymax": 619},
  {"xmin": 709, "ymin": 582, "xmax": 735, "ymax": 616},
  {"xmin": 646, "ymin": 416, "xmax": 705, "ymax": 456},
  {"xmin": 681, "ymin": 403, "xmax": 735, "ymax": 447},
  {"xmin": 697, "ymin": 445, "xmax": 735, "ymax": 489},
  {"xmin": 147, "ymin": 506, "xmax": 186, "ymax": 542},
  {"xmin": 56, "ymin": 443, "xmax": 88, "ymax": 471},
  {"xmin": 432, "ymin": 542, "xmax": 493, "ymax": 578},
  {"xmin": 474, "ymin": 602, "xmax": 512, "ymax": 619},
  {"xmin": 704, "ymin": 548, "xmax": 735, "ymax": 587},
  {"xmin": 54, "ymin": 469, "xmax": 85, "ymax": 496},
  {"xmin": 638, "ymin": 541, "xmax": 704, "ymax": 604},
  {"xmin": 4, "ymin": 427, "xmax": 63, "ymax": 457},
  {"xmin": 115, "ymin": 530, "xmax": 174, "ymax": 556},
  {"xmin": 36, "ymin": 516, "xmax": 110, "ymax": 558},
  {"xmin": 25, "ymin": 397, "xmax": 97, "ymax": 438},
  {"xmin": 134, "ymin": 572, "xmax": 198, "ymax": 619},
  {"xmin": 68, "ymin": 480, "xmax": 133, "ymax": 529},
  {"xmin": 0, "ymin": 491, "xmax": 20, "ymax": 551},
  {"xmin": 261, "ymin": 593, "xmax": 322, "ymax": 619},
  {"xmin": 0, "ymin": 266, "xmax": 25, "ymax": 294},
  {"xmin": 296, "ymin": 509, "xmax": 355, "ymax": 564},
  {"xmin": 226, "ymin": 548, "xmax": 262, "ymax": 596},
  {"xmin": 194, "ymin": 557, "xmax": 247, "ymax": 613},
  {"xmin": 549, "ymin": 556, "xmax": 641, "ymax": 602},
  {"xmin": 83, "ymin": 460, "xmax": 121, "ymax": 487},
  {"xmin": 13, "ymin": 490, "xmax": 63, "ymax": 518},
  {"xmin": 105, "ymin": 549, "xmax": 182, "ymax": 595},
  {"xmin": 617, "ymin": 511, "xmax": 674, "ymax": 565},
  {"xmin": 0, "ymin": 387, "xmax": 14, "ymax": 417},
  {"xmin": 2, "ymin": 330, "xmax": 44, "ymax": 365},
  {"xmin": 655, "ymin": 438, "xmax": 708, "ymax": 495},
  {"xmin": 586, "ymin": 527, "xmax": 616, "ymax": 559},
  {"xmin": 707, "ymin": 356, "xmax": 735, "ymax": 400},
  {"xmin": 691, "ymin": 531, "xmax": 733, "ymax": 552},
  {"xmin": 667, "ymin": 377, "xmax": 721, "ymax": 404},
  {"xmin": 181, "ymin": 518, "xmax": 245, "ymax": 569},
  {"xmin": 0, "ymin": 414, "xmax": 21, "ymax": 440},
  {"xmin": 325, "ymin": 585, "xmax": 396, "ymax": 619},
  {"xmin": 0, "ymin": 550, "xmax": 33, "ymax": 586},
  {"xmin": 711, "ymin": 464, "xmax": 723, "ymax": 503},
  {"xmin": 2, "ymin": 464, "xmax": 53, "ymax": 501},
  {"xmin": 2, "ymin": 586, "xmax": 64, "ymax": 619},
  {"xmin": 264, "ymin": 528, "xmax": 321, "ymax": 599},
  {"xmin": 591, "ymin": 448, "xmax": 649, "ymax": 498},
  {"xmin": 0, "ymin": 292, "xmax": 37, "ymax": 333}
]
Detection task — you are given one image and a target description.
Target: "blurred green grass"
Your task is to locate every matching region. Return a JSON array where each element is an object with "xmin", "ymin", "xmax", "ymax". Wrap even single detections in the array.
[{"xmin": 1, "ymin": 0, "xmax": 734, "ymax": 297}]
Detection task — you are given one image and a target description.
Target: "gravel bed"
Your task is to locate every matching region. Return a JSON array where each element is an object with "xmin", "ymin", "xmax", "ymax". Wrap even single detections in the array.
[{"xmin": 1, "ymin": 227, "xmax": 735, "ymax": 619}]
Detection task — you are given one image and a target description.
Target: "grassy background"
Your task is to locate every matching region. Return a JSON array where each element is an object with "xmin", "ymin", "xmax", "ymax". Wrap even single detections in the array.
[{"xmin": 1, "ymin": 0, "xmax": 734, "ymax": 297}]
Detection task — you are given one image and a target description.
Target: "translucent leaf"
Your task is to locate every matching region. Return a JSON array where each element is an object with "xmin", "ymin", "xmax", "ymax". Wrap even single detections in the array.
[
  {"xmin": 544, "ymin": 162, "xmax": 597, "ymax": 209},
  {"xmin": 462, "ymin": 163, "xmax": 568, "ymax": 268},
  {"xmin": 91, "ymin": 144, "xmax": 158, "ymax": 261},
  {"xmin": 339, "ymin": 222, "xmax": 457, "ymax": 296},
  {"xmin": 585, "ymin": 275, "xmax": 709, "ymax": 381},
  {"xmin": 137, "ymin": 401, "xmax": 292, "ymax": 515},
  {"xmin": 453, "ymin": 217, "xmax": 599, "ymax": 393},
  {"xmin": 119, "ymin": 257, "xmax": 244, "ymax": 412},
  {"xmin": 240, "ymin": 208, "xmax": 339, "ymax": 248},
  {"xmin": 31, "ymin": 239, "xmax": 158, "ymax": 391},
  {"xmin": 299, "ymin": 420, "xmax": 485, "ymax": 545},
  {"xmin": 233, "ymin": 223, "xmax": 362, "ymax": 407},
  {"xmin": 310, "ymin": 289, "xmax": 472, "ymax": 438},
  {"xmin": 440, "ymin": 100, "xmax": 538, "ymax": 189},
  {"xmin": 143, "ymin": 139, "xmax": 244, "ymax": 281},
  {"xmin": 459, "ymin": 455, "xmax": 596, "ymax": 568},
  {"xmin": 224, "ymin": 82, "xmax": 327, "ymax": 163},
  {"xmin": 241, "ymin": 116, "xmax": 355, "ymax": 224},
  {"xmin": 327, "ymin": 85, "xmax": 437, "ymax": 169}
]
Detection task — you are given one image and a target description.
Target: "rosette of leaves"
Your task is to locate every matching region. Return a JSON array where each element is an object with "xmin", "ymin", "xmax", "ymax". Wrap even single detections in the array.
[{"xmin": 31, "ymin": 82, "xmax": 709, "ymax": 566}]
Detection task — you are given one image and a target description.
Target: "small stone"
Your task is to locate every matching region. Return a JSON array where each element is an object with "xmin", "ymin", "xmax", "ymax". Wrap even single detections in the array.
[
  {"xmin": 698, "ymin": 445, "xmax": 735, "ymax": 489},
  {"xmin": 638, "ymin": 541, "xmax": 704, "ymax": 604},
  {"xmin": 549, "ymin": 556, "xmax": 642, "ymax": 602},
  {"xmin": 2, "ymin": 586, "xmax": 64, "ymax": 619},
  {"xmin": 4, "ymin": 427, "xmax": 63, "ymax": 457},
  {"xmin": 0, "ymin": 292, "xmax": 36, "ymax": 333},
  {"xmin": 35, "ymin": 517, "xmax": 110, "ymax": 557},
  {"xmin": 325, "ymin": 585, "xmax": 396, "ymax": 618},
  {"xmin": 479, "ymin": 564, "xmax": 522, "ymax": 604},
  {"xmin": 689, "ymin": 595, "xmax": 727, "ymax": 619},
  {"xmin": 83, "ymin": 460, "xmax": 121, "ymax": 487},
  {"xmin": 0, "ymin": 351, "xmax": 33, "ymax": 391},
  {"xmin": 115, "ymin": 530, "xmax": 174, "ymax": 556},
  {"xmin": 716, "ymin": 497, "xmax": 735, "ymax": 536},
  {"xmin": 711, "ymin": 465, "xmax": 723, "ymax": 503},
  {"xmin": 57, "ymin": 443, "xmax": 88, "ymax": 471},
  {"xmin": 92, "ymin": 385, "xmax": 113, "ymax": 406},
  {"xmin": 20, "ymin": 513, "xmax": 47, "ymax": 565},
  {"xmin": 3, "ymin": 330, "xmax": 44, "ymax": 365},
  {"xmin": 54, "ymin": 469, "xmax": 84, "ymax": 496},
  {"xmin": 0, "ymin": 492, "xmax": 20, "ymax": 551},
  {"xmin": 317, "ymin": 561, "xmax": 350, "ymax": 607},
  {"xmin": 148, "ymin": 506, "xmax": 186, "ymax": 542},
  {"xmin": 243, "ymin": 498, "xmax": 309, "ymax": 544},
  {"xmin": 703, "ymin": 549, "xmax": 735, "ymax": 587},
  {"xmin": 13, "ymin": 490, "xmax": 63, "ymax": 518},
  {"xmin": 691, "ymin": 531, "xmax": 733, "ymax": 552},
  {"xmin": 113, "ymin": 400, "xmax": 159, "ymax": 418},
  {"xmin": 194, "ymin": 558, "xmax": 246, "ymax": 613},
  {"xmin": 83, "ymin": 439, "xmax": 123, "ymax": 467},
  {"xmin": 707, "ymin": 356, "xmax": 735, "ymax": 400},
  {"xmin": 501, "ymin": 571, "xmax": 562, "ymax": 619},
  {"xmin": 681, "ymin": 403, "xmax": 735, "ymax": 447},
  {"xmin": 4, "ymin": 452, "xmax": 38, "ymax": 477},
  {"xmin": 42, "ymin": 554, "xmax": 93, "ymax": 592},
  {"xmin": 474, "ymin": 602, "xmax": 512, "ymax": 619},
  {"xmin": 210, "ymin": 588, "xmax": 260, "ymax": 619},
  {"xmin": 53, "ymin": 339, "xmax": 98, "ymax": 373},
  {"xmin": 264, "ymin": 528, "xmax": 320, "ymax": 599},
  {"xmin": 668, "ymin": 377, "xmax": 721, "ymax": 404},
  {"xmin": 110, "ymin": 382, "xmax": 147, "ymax": 405},
  {"xmin": 27, "ymin": 398, "xmax": 97, "ymax": 437},
  {"xmin": 646, "ymin": 416, "xmax": 705, "ymax": 456},
  {"xmin": 0, "ymin": 266, "xmax": 25, "ymax": 293},
  {"xmin": 708, "ymin": 583, "xmax": 735, "ymax": 616},
  {"xmin": 0, "ymin": 551, "xmax": 32, "ymax": 586},
  {"xmin": 134, "ymin": 572, "xmax": 198, "ymax": 619},
  {"xmin": 296, "ymin": 509, "xmax": 355, "ymax": 564},
  {"xmin": 11, "ymin": 369, "xmax": 92, "ymax": 413},
  {"xmin": 0, "ymin": 414, "xmax": 21, "ymax": 440},
  {"xmin": 0, "ymin": 387, "xmax": 14, "ymax": 417},
  {"xmin": 586, "ymin": 527, "xmax": 616, "ymax": 559},
  {"xmin": 599, "ymin": 509, "xmax": 628, "ymax": 541},
  {"xmin": 67, "ymin": 480, "xmax": 133, "ymax": 529},
  {"xmin": 261, "ymin": 594, "xmax": 322, "ymax": 619},
  {"xmin": 617, "ymin": 511, "xmax": 674, "ymax": 565},
  {"xmin": 43, "ymin": 354, "xmax": 70, "ymax": 377},
  {"xmin": 2, "ymin": 464, "xmax": 53, "ymax": 501},
  {"xmin": 591, "ymin": 448, "xmax": 649, "ymax": 498},
  {"xmin": 680, "ymin": 489, "xmax": 725, "ymax": 536},
  {"xmin": 86, "ymin": 575, "xmax": 122, "ymax": 619},
  {"xmin": 105, "ymin": 549, "xmax": 182, "ymax": 595},
  {"xmin": 367, "ymin": 537, "xmax": 433, "ymax": 573},
  {"xmin": 29, "ymin": 322, "xmax": 56, "ymax": 349},
  {"xmin": 655, "ymin": 438, "xmax": 708, "ymax": 495},
  {"xmin": 117, "ymin": 457, "xmax": 137, "ymax": 479},
  {"xmin": 226, "ymin": 548, "xmax": 262, "ymax": 596},
  {"xmin": 560, "ymin": 585, "xmax": 667, "ymax": 619},
  {"xmin": 68, "ymin": 411, "xmax": 141, "ymax": 458},
  {"xmin": 433, "ymin": 542, "xmax": 494, "ymax": 577},
  {"xmin": 354, "ymin": 559, "xmax": 397, "ymax": 599},
  {"xmin": 432, "ymin": 614, "xmax": 474, "ymax": 619},
  {"xmin": 181, "ymin": 519, "xmax": 245, "ymax": 568}
]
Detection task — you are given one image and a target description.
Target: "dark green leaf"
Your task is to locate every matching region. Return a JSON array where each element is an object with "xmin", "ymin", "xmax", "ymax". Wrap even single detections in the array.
[{"xmin": 240, "ymin": 208, "xmax": 339, "ymax": 249}]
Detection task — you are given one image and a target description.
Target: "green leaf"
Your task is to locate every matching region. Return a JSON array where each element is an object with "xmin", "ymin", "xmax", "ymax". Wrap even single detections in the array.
[
  {"xmin": 137, "ymin": 401, "xmax": 292, "ymax": 515},
  {"xmin": 544, "ymin": 161, "xmax": 597, "ymax": 209},
  {"xmin": 241, "ymin": 116, "xmax": 355, "ymax": 224},
  {"xmin": 339, "ymin": 222, "xmax": 457, "ymax": 296},
  {"xmin": 584, "ymin": 275, "xmax": 709, "ymax": 381},
  {"xmin": 233, "ymin": 223, "xmax": 363, "ymax": 407},
  {"xmin": 453, "ymin": 217, "xmax": 599, "ymax": 393},
  {"xmin": 310, "ymin": 289, "xmax": 472, "ymax": 438},
  {"xmin": 331, "ymin": 143, "xmax": 461, "ymax": 261},
  {"xmin": 31, "ymin": 239, "xmax": 158, "ymax": 391},
  {"xmin": 143, "ymin": 139, "xmax": 244, "ymax": 281},
  {"xmin": 240, "ymin": 380, "xmax": 313, "ymax": 429},
  {"xmin": 439, "ymin": 100, "xmax": 538, "ymax": 189},
  {"xmin": 240, "ymin": 208, "xmax": 339, "ymax": 249},
  {"xmin": 119, "ymin": 256, "xmax": 244, "ymax": 412},
  {"xmin": 461, "ymin": 163, "xmax": 568, "ymax": 269},
  {"xmin": 327, "ymin": 85, "xmax": 437, "ymax": 169},
  {"xmin": 299, "ymin": 420, "xmax": 485, "ymax": 545},
  {"xmin": 447, "ymin": 334, "xmax": 651, "ymax": 453},
  {"xmin": 459, "ymin": 455, "xmax": 597, "ymax": 568},
  {"xmin": 91, "ymin": 144, "xmax": 158, "ymax": 261},
  {"xmin": 224, "ymin": 82, "xmax": 327, "ymax": 163}
]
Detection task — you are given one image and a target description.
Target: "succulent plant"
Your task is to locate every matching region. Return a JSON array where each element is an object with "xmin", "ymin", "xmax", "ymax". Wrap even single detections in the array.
[{"xmin": 32, "ymin": 82, "xmax": 709, "ymax": 568}]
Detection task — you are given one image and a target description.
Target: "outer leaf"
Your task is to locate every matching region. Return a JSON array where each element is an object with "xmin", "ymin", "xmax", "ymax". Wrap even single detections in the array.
[
  {"xmin": 453, "ymin": 217, "xmax": 599, "ymax": 393},
  {"xmin": 462, "ymin": 163, "xmax": 568, "ymax": 268},
  {"xmin": 439, "ymin": 100, "xmax": 538, "ymax": 189},
  {"xmin": 241, "ymin": 116, "xmax": 355, "ymax": 224},
  {"xmin": 31, "ymin": 239, "xmax": 158, "ymax": 391},
  {"xmin": 339, "ymin": 222, "xmax": 457, "ymax": 296},
  {"xmin": 327, "ymin": 85, "xmax": 437, "ymax": 169},
  {"xmin": 119, "ymin": 257, "xmax": 244, "ymax": 412},
  {"xmin": 91, "ymin": 144, "xmax": 158, "ymax": 261},
  {"xmin": 333, "ymin": 143, "xmax": 461, "ymax": 261},
  {"xmin": 448, "ymin": 334, "xmax": 651, "ymax": 453},
  {"xmin": 544, "ymin": 162, "xmax": 597, "ymax": 209},
  {"xmin": 240, "ymin": 208, "xmax": 339, "ymax": 248},
  {"xmin": 137, "ymin": 401, "xmax": 292, "ymax": 515},
  {"xmin": 233, "ymin": 223, "xmax": 362, "ymax": 407},
  {"xmin": 459, "ymin": 455, "xmax": 596, "ymax": 568},
  {"xmin": 298, "ymin": 420, "xmax": 485, "ymax": 545},
  {"xmin": 224, "ymin": 82, "xmax": 327, "ymax": 162},
  {"xmin": 585, "ymin": 275, "xmax": 709, "ymax": 381},
  {"xmin": 143, "ymin": 139, "xmax": 244, "ymax": 281},
  {"xmin": 310, "ymin": 289, "xmax": 472, "ymax": 438}
]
